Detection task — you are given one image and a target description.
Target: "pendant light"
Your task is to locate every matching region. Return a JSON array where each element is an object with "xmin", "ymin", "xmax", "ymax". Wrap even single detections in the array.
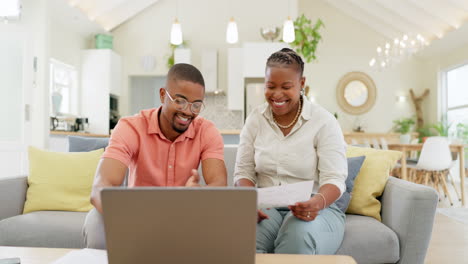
[
  {"xmin": 282, "ymin": 0, "xmax": 295, "ymax": 43},
  {"xmin": 226, "ymin": 17, "xmax": 238, "ymax": 44},
  {"xmin": 170, "ymin": 18, "xmax": 183, "ymax": 45},
  {"xmin": 170, "ymin": 0, "xmax": 183, "ymax": 45},
  {"xmin": 282, "ymin": 16, "xmax": 295, "ymax": 43}
]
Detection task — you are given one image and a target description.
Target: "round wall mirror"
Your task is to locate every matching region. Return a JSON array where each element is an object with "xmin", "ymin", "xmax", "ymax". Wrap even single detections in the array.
[{"xmin": 336, "ymin": 72, "xmax": 376, "ymax": 115}]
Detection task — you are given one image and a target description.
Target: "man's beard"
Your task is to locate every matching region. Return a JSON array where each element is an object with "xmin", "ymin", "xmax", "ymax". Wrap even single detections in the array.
[
  {"xmin": 171, "ymin": 113, "xmax": 192, "ymax": 133},
  {"xmin": 172, "ymin": 122, "xmax": 189, "ymax": 133}
]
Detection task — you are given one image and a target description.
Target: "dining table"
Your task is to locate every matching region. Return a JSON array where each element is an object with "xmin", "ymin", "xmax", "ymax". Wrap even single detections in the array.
[{"xmin": 388, "ymin": 143, "xmax": 466, "ymax": 205}]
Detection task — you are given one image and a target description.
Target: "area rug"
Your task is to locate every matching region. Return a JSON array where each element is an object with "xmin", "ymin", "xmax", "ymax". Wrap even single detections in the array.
[{"xmin": 437, "ymin": 208, "xmax": 468, "ymax": 225}]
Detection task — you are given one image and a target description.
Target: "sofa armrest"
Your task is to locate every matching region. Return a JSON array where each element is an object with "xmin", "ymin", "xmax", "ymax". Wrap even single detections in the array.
[
  {"xmin": 381, "ymin": 176, "xmax": 438, "ymax": 264},
  {"xmin": 0, "ymin": 175, "xmax": 28, "ymax": 221}
]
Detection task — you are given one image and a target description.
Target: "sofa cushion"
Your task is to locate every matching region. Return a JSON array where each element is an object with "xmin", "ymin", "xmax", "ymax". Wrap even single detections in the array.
[
  {"xmin": 0, "ymin": 211, "xmax": 87, "ymax": 248},
  {"xmin": 346, "ymin": 146, "xmax": 402, "ymax": 221},
  {"xmin": 24, "ymin": 147, "xmax": 103, "ymax": 214},
  {"xmin": 68, "ymin": 136, "xmax": 109, "ymax": 152},
  {"xmin": 337, "ymin": 214, "xmax": 400, "ymax": 264},
  {"xmin": 335, "ymin": 156, "xmax": 366, "ymax": 213}
]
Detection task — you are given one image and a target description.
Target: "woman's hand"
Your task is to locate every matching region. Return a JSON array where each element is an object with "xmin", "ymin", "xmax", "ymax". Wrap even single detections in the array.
[{"xmin": 288, "ymin": 196, "xmax": 325, "ymax": 222}]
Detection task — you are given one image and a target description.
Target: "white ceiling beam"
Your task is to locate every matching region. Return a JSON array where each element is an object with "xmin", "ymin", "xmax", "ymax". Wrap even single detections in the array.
[
  {"xmin": 344, "ymin": 0, "xmax": 433, "ymax": 40},
  {"xmin": 407, "ymin": 0, "xmax": 460, "ymax": 29},
  {"xmin": 324, "ymin": 0, "xmax": 401, "ymax": 41},
  {"xmin": 96, "ymin": 0, "xmax": 159, "ymax": 31},
  {"xmin": 374, "ymin": 0, "xmax": 444, "ymax": 39},
  {"xmin": 446, "ymin": 0, "xmax": 468, "ymax": 12}
]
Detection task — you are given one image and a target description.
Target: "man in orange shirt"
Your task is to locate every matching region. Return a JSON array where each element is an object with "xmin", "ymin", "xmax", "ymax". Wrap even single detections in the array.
[{"xmin": 83, "ymin": 63, "xmax": 227, "ymax": 249}]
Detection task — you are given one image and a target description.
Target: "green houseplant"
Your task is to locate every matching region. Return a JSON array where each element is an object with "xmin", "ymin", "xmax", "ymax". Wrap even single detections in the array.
[
  {"xmin": 417, "ymin": 125, "xmax": 436, "ymax": 143},
  {"xmin": 431, "ymin": 121, "xmax": 452, "ymax": 137},
  {"xmin": 290, "ymin": 14, "xmax": 324, "ymax": 63},
  {"xmin": 393, "ymin": 117, "xmax": 415, "ymax": 143}
]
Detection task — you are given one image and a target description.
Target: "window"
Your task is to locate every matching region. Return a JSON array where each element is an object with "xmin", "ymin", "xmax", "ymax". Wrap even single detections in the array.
[
  {"xmin": 443, "ymin": 63, "xmax": 468, "ymax": 139},
  {"xmin": 49, "ymin": 59, "xmax": 78, "ymax": 116}
]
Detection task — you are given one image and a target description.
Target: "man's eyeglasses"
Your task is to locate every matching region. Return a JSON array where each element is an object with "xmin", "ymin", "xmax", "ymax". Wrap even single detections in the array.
[{"xmin": 165, "ymin": 89, "xmax": 205, "ymax": 114}]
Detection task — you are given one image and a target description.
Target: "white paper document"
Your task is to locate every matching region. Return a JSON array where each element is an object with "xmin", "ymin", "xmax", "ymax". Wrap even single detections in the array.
[
  {"xmin": 52, "ymin": 249, "xmax": 107, "ymax": 264},
  {"xmin": 257, "ymin": 180, "xmax": 314, "ymax": 208}
]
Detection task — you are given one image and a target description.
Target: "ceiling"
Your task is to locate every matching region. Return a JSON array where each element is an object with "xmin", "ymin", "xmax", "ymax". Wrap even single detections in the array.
[
  {"xmin": 66, "ymin": 0, "xmax": 159, "ymax": 31},
  {"xmin": 63, "ymin": 0, "xmax": 468, "ymax": 55},
  {"xmin": 323, "ymin": 0, "xmax": 468, "ymax": 57},
  {"xmin": 324, "ymin": 0, "xmax": 468, "ymax": 41}
]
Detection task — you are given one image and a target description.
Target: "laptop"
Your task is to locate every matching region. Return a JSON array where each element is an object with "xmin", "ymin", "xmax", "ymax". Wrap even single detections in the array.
[{"xmin": 101, "ymin": 187, "xmax": 257, "ymax": 264}]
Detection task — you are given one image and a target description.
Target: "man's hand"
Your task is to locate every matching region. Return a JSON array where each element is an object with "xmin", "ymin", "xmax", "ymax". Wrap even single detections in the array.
[
  {"xmin": 91, "ymin": 158, "xmax": 128, "ymax": 214},
  {"xmin": 288, "ymin": 196, "xmax": 323, "ymax": 222},
  {"xmin": 257, "ymin": 209, "xmax": 269, "ymax": 223},
  {"xmin": 185, "ymin": 169, "xmax": 202, "ymax": 187}
]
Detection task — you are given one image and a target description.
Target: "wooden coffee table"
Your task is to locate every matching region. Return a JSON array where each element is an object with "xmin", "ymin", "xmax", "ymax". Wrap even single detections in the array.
[{"xmin": 0, "ymin": 246, "xmax": 356, "ymax": 264}]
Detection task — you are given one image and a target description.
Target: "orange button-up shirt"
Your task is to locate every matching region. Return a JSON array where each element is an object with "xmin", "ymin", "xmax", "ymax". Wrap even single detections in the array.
[{"xmin": 102, "ymin": 107, "xmax": 224, "ymax": 187}]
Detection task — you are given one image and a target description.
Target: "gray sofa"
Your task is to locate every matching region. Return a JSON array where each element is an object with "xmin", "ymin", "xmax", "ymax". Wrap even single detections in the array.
[{"xmin": 0, "ymin": 145, "xmax": 438, "ymax": 264}]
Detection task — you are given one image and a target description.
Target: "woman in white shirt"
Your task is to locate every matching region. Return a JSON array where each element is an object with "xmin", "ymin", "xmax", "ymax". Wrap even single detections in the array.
[{"xmin": 234, "ymin": 48, "xmax": 347, "ymax": 254}]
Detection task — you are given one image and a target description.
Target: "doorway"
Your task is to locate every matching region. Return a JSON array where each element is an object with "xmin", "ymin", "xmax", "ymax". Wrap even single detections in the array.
[{"xmin": 129, "ymin": 76, "xmax": 166, "ymax": 115}]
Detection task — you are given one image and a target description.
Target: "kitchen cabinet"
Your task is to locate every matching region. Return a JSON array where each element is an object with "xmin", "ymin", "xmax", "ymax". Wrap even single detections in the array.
[
  {"xmin": 201, "ymin": 49, "xmax": 218, "ymax": 93},
  {"xmin": 174, "ymin": 48, "xmax": 191, "ymax": 64},
  {"xmin": 227, "ymin": 48, "xmax": 243, "ymax": 111},
  {"xmin": 81, "ymin": 49, "xmax": 121, "ymax": 135}
]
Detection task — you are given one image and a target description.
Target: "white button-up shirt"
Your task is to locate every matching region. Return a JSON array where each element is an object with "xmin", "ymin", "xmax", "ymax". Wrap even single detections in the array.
[{"xmin": 233, "ymin": 96, "xmax": 347, "ymax": 195}]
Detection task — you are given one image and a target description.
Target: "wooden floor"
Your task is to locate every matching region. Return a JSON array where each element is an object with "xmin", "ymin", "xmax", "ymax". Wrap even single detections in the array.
[{"xmin": 424, "ymin": 176, "xmax": 468, "ymax": 263}]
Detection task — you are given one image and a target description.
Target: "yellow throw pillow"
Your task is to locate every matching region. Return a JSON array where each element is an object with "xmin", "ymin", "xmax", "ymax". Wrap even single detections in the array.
[
  {"xmin": 23, "ymin": 147, "xmax": 103, "ymax": 214},
  {"xmin": 346, "ymin": 145, "xmax": 402, "ymax": 221}
]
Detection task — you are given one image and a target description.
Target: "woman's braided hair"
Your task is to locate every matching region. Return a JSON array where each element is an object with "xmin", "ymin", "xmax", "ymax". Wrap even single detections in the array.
[{"xmin": 266, "ymin": 48, "xmax": 304, "ymax": 77}]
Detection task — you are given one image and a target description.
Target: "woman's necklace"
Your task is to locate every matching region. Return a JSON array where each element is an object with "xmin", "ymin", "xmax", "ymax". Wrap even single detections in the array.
[{"xmin": 273, "ymin": 98, "xmax": 303, "ymax": 129}]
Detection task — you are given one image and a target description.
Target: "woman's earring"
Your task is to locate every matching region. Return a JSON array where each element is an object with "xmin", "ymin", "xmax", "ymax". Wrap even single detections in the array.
[{"xmin": 300, "ymin": 89, "xmax": 305, "ymax": 96}]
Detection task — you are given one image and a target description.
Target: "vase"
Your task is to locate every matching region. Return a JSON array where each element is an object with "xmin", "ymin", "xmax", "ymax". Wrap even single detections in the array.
[{"xmin": 400, "ymin": 134, "xmax": 411, "ymax": 144}]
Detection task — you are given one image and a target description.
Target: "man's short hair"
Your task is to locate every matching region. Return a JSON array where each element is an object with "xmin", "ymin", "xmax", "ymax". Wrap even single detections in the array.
[{"xmin": 167, "ymin": 63, "xmax": 205, "ymax": 88}]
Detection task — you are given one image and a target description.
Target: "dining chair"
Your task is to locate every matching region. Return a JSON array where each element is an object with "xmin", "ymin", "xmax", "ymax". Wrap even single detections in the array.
[
  {"xmin": 380, "ymin": 137, "xmax": 389, "ymax": 150},
  {"xmin": 412, "ymin": 137, "xmax": 460, "ymax": 206},
  {"xmin": 372, "ymin": 138, "xmax": 381, "ymax": 149}
]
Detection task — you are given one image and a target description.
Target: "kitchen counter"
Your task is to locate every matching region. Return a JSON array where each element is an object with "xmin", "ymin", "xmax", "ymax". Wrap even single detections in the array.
[
  {"xmin": 50, "ymin": 131, "xmax": 110, "ymax": 138},
  {"xmin": 51, "ymin": 130, "xmax": 239, "ymax": 137},
  {"xmin": 218, "ymin": 129, "xmax": 241, "ymax": 135},
  {"xmin": 49, "ymin": 130, "xmax": 241, "ymax": 151}
]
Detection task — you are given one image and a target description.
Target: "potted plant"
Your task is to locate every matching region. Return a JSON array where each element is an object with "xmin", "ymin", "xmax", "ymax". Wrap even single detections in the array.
[
  {"xmin": 431, "ymin": 121, "xmax": 452, "ymax": 137},
  {"xmin": 417, "ymin": 125, "xmax": 436, "ymax": 143},
  {"xmin": 393, "ymin": 117, "xmax": 415, "ymax": 143},
  {"xmin": 289, "ymin": 14, "xmax": 324, "ymax": 63}
]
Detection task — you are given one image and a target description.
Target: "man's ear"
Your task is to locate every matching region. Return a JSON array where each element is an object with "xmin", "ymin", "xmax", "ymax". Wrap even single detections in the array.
[{"xmin": 159, "ymin": 88, "xmax": 166, "ymax": 103}]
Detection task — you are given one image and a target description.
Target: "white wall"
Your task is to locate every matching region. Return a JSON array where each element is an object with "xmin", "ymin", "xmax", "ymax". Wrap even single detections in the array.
[
  {"xmin": 49, "ymin": 23, "xmax": 91, "ymax": 71},
  {"xmin": 300, "ymin": 0, "xmax": 426, "ymax": 132},
  {"xmin": 112, "ymin": 0, "xmax": 298, "ymax": 117}
]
